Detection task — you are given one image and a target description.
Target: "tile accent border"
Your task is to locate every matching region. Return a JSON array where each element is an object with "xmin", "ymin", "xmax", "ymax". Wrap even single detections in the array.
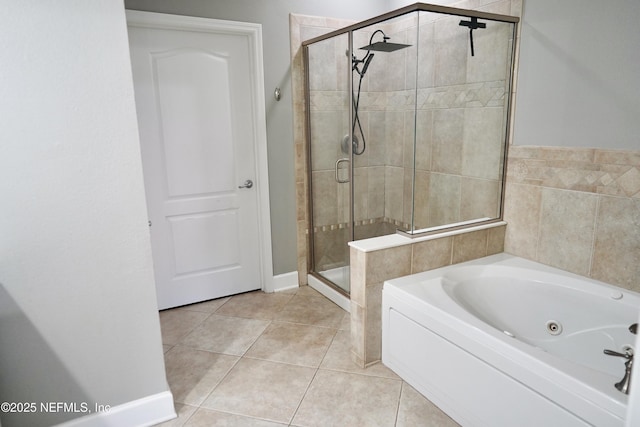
[
  {"xmin": 504, "ymin": 145, "xmax": 640, "ymax": 291},
  {"xmin": 507, "ymin": 145, "xmax": 640, "ymax": 197}
]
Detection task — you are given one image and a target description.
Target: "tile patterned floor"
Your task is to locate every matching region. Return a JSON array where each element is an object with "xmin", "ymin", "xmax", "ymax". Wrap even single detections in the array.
[{"xmin": 158, "ymin": 286, "xmax": 459, "ymax": 426}]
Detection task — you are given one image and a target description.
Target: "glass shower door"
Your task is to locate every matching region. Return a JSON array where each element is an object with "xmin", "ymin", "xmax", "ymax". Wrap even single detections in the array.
[{"xmin": 307, "ymin": 33, "xmax": 352, "ymax": 294}]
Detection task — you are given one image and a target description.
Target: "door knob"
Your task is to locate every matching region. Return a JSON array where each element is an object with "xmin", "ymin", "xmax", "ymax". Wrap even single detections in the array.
[{"xmin": 238, "ymin": 179, "xmax": 253, "ymax": 189}]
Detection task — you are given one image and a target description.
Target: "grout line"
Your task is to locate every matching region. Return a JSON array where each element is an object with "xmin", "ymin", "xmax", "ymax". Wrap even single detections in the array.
[
  {"xmin": 164, "ymin": 287, "xmax": 419, "ymax": 426},
  {"xmin": 534, "ymin": 185, "xmax": 544, "ymax": 261},
  {"xmin": 288, "ymin": 366, "xmax": 321, "ymax": 427},
  {"xmin": 393, "ymin": 382, "xmax": 405, "ymax": 427},
  {"xmin": 588, "ymin": 194, "xmax": 602, "ymax": 278},
  {"xmin": 175, "ymin": 403, "xmax": 199, "ymax": 426},
  {"xmin": 316, "ymin": 327, "xmax": 341, "ymax": 370}
]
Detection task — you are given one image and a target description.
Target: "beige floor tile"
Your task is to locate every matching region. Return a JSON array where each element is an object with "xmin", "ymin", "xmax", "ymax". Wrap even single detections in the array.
[
  {"xmin": 338, "ymin": 312, "xmax": 351, "ymax": 331},
  {"xmin": 245, "ymin": 321, "xmax": 336, "ymax": 367},
  {"xmin": 215, "ymin": 291, "xmax": 293, "ymax": 320},
  {"xmin": 156, "ymin": 403, "xmax": 198, "ymax": 427},
  {"xmin": 396, "ymin": 383, "xmax": 460, "ymax": 427},
  {"xmin": 202, "ymin": 358, "xmax": 316, "ymax": 424},
  {"xmin": 159, "ymin": 310, "xmax": 210, "ymax": 345},
  {"xmin": 293, "ymin": 285, "xmax": 324, "ymax": 298},
  {"xmin": 183, "ymin": 408, "xmax": 287, "ymax": 426},
  {"xmin": 291, "ymin": 369, "xmax": 402, "ymax": 427},
  {"xmin": 178, "ymin": 297, "xmax": 231, "ymax": 313},
  {"xmin": 180, "ymin": 314, "xmax": 270, "ymax": 356},
  {"xmin": 320, "ymin": 330, "xmax": 399, "ymax": 379},
  {"xmin": 275, "ymin": 295, "xmax": 346, "ymax": 328},
  {"xmin": 164, "ymin": 346, "xmax": 239, "ymax": 406}
]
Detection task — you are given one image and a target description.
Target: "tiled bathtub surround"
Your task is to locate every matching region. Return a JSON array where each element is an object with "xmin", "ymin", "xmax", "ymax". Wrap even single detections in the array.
[
  {"xmin": 350, "ymin": 224, "xmax": 506, "ymax": 367},
  {"xmin": 504, "ymin": 145, "xmax": 640, "ymax": 291},
  {"xmin": 349, "ymin": 145, "xmax": 640, "ymax": 367}
]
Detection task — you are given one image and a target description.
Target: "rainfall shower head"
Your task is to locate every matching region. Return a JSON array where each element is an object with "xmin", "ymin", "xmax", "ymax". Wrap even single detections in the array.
[
  {"xmin": 359, "ymin": 29, "xmax": 411, "ymax": 52},
  {"xmin": 359, "ymin": 40, "xmax": 411, "ymax": 52}
]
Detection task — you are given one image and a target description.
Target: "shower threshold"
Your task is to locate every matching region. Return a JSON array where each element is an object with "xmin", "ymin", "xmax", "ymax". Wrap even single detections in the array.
[
  {"xmin": 319, "ymin": 265, "xmax": 350, "ymax": 292},
  {"xmin": 307, "ymin": 266, "xmax": 350, "ymax": 312}
]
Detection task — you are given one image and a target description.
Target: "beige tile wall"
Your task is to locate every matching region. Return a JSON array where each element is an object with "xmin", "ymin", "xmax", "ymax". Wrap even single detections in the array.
[
  {"xmin": 291, "ymin": 0, "xmax": 523, "ymax": 366},
  {"xmin": 292, "ymin": 0, "xmax": 639, "ymax": 373},
  {"xmin": 290, "ymin": 14, "xmax": 356, "ymax": 284},
  {"xmin": 291, "ymin": 1, "xmax": 521, "ymax": 283},
  {"xmin": 504, "ymin": 146, "xmax": 640, "ymax": 291},
  {"xmin": 350, "ymin": 225, "xmax": 506, "ymax": 367},
  {"xmin": 350, "ymin": 144, "xmax": 640, "ymax": 367}
]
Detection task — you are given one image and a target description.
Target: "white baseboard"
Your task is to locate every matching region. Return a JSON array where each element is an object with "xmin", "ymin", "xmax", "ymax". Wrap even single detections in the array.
[
  {"xmin": 55, "ymin": 390, "xmax": 175, "ymax": 427},
  {"xmin": 272, "ymin": 271, "xmax": 299, "ymax": 292}
]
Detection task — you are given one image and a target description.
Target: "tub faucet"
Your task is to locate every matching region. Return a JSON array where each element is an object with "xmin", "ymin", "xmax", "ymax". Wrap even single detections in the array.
[
  {"xmin": 630, "ymin": 323, "xmax": 638, "ymax": 334},
  {"xmin": 604, "ymin": 348, "xmax": 634, "ymax": 394}
]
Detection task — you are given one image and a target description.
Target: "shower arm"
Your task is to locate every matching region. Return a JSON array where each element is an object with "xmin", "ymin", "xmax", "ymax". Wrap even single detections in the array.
[
  {"xmin": 368, "ymin": 29, "xmax": 389, "ymax": 46},
  {"xmin": 352, "ymin": 29, "xmax": 387, "ymax": 75}
]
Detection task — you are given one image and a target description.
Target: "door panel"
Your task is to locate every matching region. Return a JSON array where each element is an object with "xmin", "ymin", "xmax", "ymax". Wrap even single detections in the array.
[
  {"xmin": 154, "ymin": 49, "xmax": 235, "ymax": 196},
  {"xmin": 128, "ymin": 16, "xmax": 262, "ymax": 309},
  {"xmin": 169, "ymin": 211, "xmax": 240, "ymax": 275}
]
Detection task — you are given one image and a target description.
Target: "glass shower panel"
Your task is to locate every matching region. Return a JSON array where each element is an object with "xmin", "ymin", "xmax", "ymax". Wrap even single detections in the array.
[
  {"xmin": 411, "ymin": 11, "xmax": 515, "ymax": 232},
  {"xmin": 302, "ymin": 4, "xmax": 518, "ymax": 298},
  {"xmin": 351, "ymin": 13, "xmax": 419, "ymax": 239},
  {"xmin": 307, "ymin": 33, "xmax": 351, "ymax": 294}
]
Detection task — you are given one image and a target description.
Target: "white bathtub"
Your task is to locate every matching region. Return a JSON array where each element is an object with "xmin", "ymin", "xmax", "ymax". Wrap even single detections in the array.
[{"xmin": 382, "ymin": 253, "xmax": 639, "ymax": 427}]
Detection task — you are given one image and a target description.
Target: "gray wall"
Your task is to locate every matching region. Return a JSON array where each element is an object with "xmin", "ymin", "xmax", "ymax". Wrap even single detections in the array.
[
  {"xmin": 124, "ymin": 0, "xmax": 388, "ymax": 275},
  {"xmin": 123, "ymin": 0, "xmax": 640, "ymax": 274},
  {"xmin": 0, "ymin": 2, "xmax": 169, "ymax": 426},
  {"xmin": 514, "ymin": 0, "xmax": 640, "ymax": 150}
]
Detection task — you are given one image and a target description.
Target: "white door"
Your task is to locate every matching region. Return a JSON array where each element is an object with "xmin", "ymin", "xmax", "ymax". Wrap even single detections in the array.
[{"xmin": 127, "ymin": 12, "xmax": 271, "ymax": 309}]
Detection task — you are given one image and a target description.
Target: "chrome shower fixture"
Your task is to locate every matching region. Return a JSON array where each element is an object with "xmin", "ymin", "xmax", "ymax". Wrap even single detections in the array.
[{"xmin": 459, "ymin": 17, "xmax": 486, "ymax": 56}]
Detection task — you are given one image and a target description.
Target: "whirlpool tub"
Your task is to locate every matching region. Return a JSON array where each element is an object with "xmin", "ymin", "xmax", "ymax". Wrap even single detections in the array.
[{"xmin": 382, "ymin": 253, "xmax": 639, "ymax": 426}]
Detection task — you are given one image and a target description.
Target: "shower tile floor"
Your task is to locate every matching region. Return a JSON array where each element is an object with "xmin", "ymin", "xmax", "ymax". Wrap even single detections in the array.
[{"xmin": 158, "ymin": 285, "xmax": 459, "ymax": 427}]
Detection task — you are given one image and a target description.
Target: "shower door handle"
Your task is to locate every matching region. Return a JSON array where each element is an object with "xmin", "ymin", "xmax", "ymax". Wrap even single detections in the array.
[{"xmin": 335, "ymin": 158, "xmax": 350, "ymax": 183}]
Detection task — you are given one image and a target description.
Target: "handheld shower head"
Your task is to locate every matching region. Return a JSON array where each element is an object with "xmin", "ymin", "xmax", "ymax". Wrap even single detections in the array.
[
  {"xmin": 349, "ymin": 29, "xmax": 411, "ymax": 156},
  {"xmin": 361, "ymin": 53, "xmax": 374, "ymax": 76}
]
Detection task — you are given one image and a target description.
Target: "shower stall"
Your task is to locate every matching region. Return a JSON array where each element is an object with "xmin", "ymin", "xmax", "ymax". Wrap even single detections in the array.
[{"xmin": 302, "ymin": 3, "xmax": 519, "ymax": 298}]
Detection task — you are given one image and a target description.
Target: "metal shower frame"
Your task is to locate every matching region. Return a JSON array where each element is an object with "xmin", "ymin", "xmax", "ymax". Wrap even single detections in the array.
[{"xmin": 302, "ymin": 2, "xmax": 520, "ymax": 292}]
